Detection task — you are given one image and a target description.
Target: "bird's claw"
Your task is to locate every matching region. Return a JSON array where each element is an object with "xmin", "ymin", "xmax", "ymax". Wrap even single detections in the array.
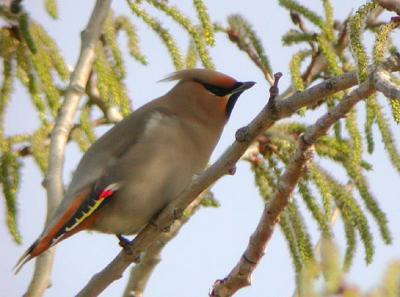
[{"xmin": 116, "ymin": 234, "xmax": 133, "ymax": 255}]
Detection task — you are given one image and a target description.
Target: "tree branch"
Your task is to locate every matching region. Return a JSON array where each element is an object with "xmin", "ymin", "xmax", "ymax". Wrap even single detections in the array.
[
  {"xmin": 121, "ymin": 245, "xmax": 162, "ymax": 297},
  {"xmin": 86, "ymin": 71, "xmax": 123, "ymax": 123},
  {"xmin": 23, "ymin": 1, "xmax": 112, "ymax": 296},
  {"xmin": 225, "ymin": 27, "xmax": 274, "ymax": 85},
  {"xmin": 279, "ymin": 18, "xmax": 350, "ymax": 100},
  {"xmin": 373, "ymin": 67, "xmax": 400, "ymax": 100},
  {"xmin": 210, "ymin": 77, "xmax": 375, "ymax": 297},
  {"xmin": 75, "ymin": 56, "xmax": 400, "ymax": 296},
  {"xmin": 122, "ymin": 195, "xmax": 204, "ymax": 297},
  {"xmin": 376, "ymin": 0, "xmax": 400, "ymax": 15}
]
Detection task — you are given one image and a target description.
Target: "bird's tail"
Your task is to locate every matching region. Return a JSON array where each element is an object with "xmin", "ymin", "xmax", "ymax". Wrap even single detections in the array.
[
  {"xmin": 14, "ymin": 237, "xmax": 53, "ymax": 274},
  {"xmin": 14, "ymin": 185, "xmax": 116, "ymax": 274},
  {"xmin": 14, "ymin": 228, "xmax": 84, "ymax": 274},
  {"xmin": 14, "ymin": 240, "xmax": 37, "ymax": 274}
]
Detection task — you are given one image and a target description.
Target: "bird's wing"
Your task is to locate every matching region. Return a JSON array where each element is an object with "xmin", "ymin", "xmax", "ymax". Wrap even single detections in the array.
[
  {"xmin": 14, "ymin": 179, "xmax": 120, "ymax": 273},
  {"xmin": 64, "ymin": 104, "xmax": 172, "ymax": 197}
]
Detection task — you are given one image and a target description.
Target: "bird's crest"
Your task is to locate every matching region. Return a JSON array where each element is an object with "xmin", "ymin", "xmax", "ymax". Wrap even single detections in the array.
[{"xmin": 160, "ymin": 68, "xmax": 237, "ymax": 89}]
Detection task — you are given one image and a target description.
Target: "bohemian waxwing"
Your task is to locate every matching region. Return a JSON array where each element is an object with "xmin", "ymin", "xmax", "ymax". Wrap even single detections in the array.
[{"xmin": 15, "ymin": 68, "xmax": 255, "ymax": 272}]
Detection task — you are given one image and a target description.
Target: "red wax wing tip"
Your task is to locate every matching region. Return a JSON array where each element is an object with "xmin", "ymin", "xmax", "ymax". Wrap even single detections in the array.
[{"xmin": 99, "ymin": 190, "xmax": 114, "ymax": 199}]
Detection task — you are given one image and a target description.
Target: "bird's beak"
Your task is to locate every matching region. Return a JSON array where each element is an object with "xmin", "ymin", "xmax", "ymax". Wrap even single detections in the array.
[
  {"xmin": 225, "ymin": 81, "xmax": 256, "ymax": 118},
  {"xmin": 231, "ymin": 81, "xmax": 256, "ymax": 94}
]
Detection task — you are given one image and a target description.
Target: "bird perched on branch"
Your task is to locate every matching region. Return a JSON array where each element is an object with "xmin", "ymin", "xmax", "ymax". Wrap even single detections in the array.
[{"xmin": 15, "ymin": 69, "xmax": 255, "ymax": 272}]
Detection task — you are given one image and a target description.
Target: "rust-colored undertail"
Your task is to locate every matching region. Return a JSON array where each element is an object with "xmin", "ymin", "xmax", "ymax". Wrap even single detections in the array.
[{"xmin": 14, "ymin": 183, "xmax": 119, "ymax": 273}]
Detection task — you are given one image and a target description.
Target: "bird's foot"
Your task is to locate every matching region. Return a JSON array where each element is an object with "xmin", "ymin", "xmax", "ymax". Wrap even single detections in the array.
[{"xmin": 116, "ymin": 234, "xmax": 133, "ymax": 255}]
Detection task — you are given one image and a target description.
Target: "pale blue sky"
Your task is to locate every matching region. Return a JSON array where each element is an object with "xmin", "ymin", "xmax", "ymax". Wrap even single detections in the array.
[{"xmin": 2, "ymin": 1, "xmax": 400, "ymax": 296}]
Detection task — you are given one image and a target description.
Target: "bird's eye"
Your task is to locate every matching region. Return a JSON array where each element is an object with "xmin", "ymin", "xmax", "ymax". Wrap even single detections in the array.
[{"xmin": 201, "ymin": 82, "xmax": 232, "ymax": 97}]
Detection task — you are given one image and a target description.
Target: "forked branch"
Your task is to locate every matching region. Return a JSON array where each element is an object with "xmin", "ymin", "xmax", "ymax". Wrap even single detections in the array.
[
  {"xmin": 76, "ymin": 56, "xmax": 400, "ymax": 297},
  {"xmin": 210, "ymin": 76, "xmax": 376, "ymax": 297}
]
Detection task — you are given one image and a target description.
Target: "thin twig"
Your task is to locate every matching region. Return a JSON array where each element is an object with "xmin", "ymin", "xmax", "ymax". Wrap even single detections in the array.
[
  {"xmin": 376, "ymin": 0, "xmax": 400, "ymax": 15},
  {"xmin": 279, "ymin": 15, "xmax": 350, "ymax": 100},
  {"xmin": 22, "ymin": 1, "xmax": 112, "ymax": 296},
  {"xmin": 86, "ymin": 71, "xmax": 123, "ymax": 123},
  {"xmin": 15, "ymin": 115, "xmax": 117, "ymax": 159},
  {"xmin": 290, "ymin": 12, "xmax": 317, "ymax": 52},
  {"xmin": 373, "ymin": 67, "xmax": 400, "ymax": 100},
  {"xmin": 224, "ymin": 28, "xmax": 274, "ymax": 85}
]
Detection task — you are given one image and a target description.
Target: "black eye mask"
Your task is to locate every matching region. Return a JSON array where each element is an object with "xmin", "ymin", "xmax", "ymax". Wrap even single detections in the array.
[
  {"xmin": 196, "ymin": 80, "xmax": 255, "ymax": 118},
  {"xmin": 200, "ymin": 81, "xmax": 243, "ymax": 97}
]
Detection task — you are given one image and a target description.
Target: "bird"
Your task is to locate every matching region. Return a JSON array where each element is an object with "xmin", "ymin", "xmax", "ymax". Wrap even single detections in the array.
[{"xmin": 15, "ymin": 68, "xmax": 255, "ymax": 273}]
